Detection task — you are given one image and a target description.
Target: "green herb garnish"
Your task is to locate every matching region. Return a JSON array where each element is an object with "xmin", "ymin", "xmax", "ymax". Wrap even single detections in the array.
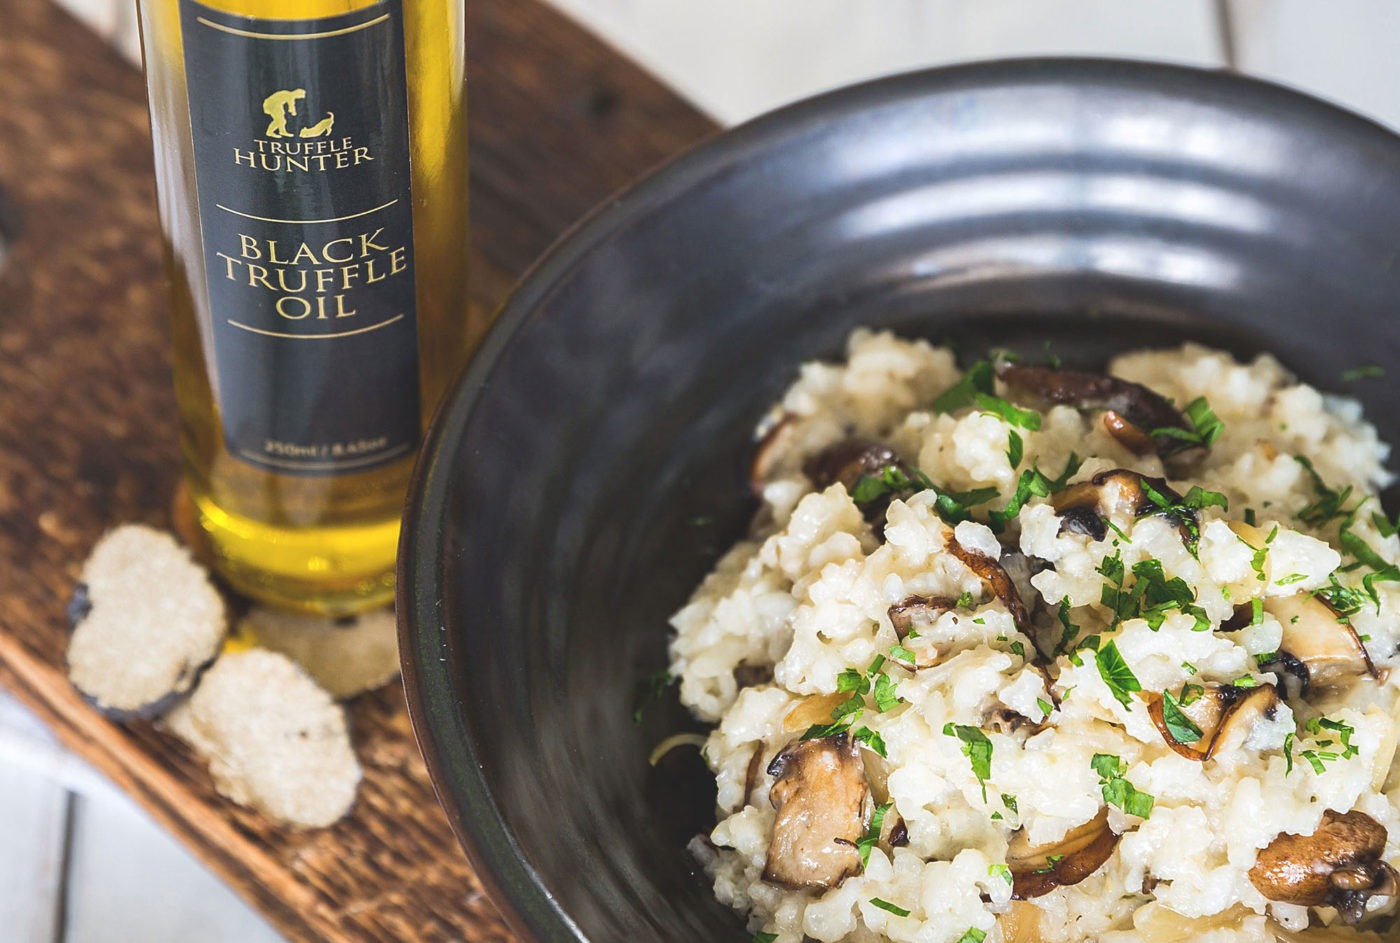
[
  {"xmin": 1159, "ymin": 689, "xmax": 1203, "ymax": 744},
  {"xmin": 857, "ymin": 801, "xmax": 893, "ymax": 867},
  {"xmin": 943, "ymin": 723, "xmax": 994, "ymax": 801},
  {"xmin": 1151, "ymin": 396, "xmax": 1224, "ymax": 448},
  {"xmin": 1091, "ymin": 753, "xmax": 1155, "ymax": 818},
  {"xmin": 869, "ymin": 898, "xmax": 911, "ymax": 918},
  {"xmin": 1095, "ymin": 641, "xmax": 1142, "ymax": 709}
]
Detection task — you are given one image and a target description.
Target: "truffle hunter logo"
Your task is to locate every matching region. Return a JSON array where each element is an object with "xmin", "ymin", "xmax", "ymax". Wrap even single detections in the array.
[{"xmin": 234, "ymin": 86, "xmax": 370, "ymax": 173}]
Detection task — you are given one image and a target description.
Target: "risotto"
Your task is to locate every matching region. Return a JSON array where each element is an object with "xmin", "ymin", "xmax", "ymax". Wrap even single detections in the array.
[{"xmin": 668, "ymin": 330, "xmax": 1400, "ymax": 942}]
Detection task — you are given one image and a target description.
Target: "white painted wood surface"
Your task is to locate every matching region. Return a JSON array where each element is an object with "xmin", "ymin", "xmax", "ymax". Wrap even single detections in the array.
[{"xmin": 14, "ymin": 0, "xmax": 1400, "ymax": 939}]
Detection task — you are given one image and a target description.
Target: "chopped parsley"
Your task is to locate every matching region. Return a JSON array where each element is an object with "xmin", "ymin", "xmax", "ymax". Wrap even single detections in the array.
[
  {"xmin": 1305, "ymin": 716, "xmax": 1359, "ymax": 760},
  {"xmin": 1178, "ymin": 682, "xmax": 1205, "ymax": 705},
  {"xmin": 1091, "ymin": 753, "xmax": 1155, "ymax": 818},
  {"xmin": 1009, "ymin": 640, "xmax": 1026, "ymax": 658},
  {"xmin": 1151, "ymin": 396, "xmax": 1224, "ymax": 448},
  {"xmin": 943, "ymin": 723, "xmax": 994, "ymax": 801},
  {"xmin": 955, "ymin": 929, "xmax": 987, "ymax": 943},
  {"xmin": 872, "ymin": 672, "xmax": 900, "ymax": 712},
  {"xmin": 1283, "ymin": 732, "xmax": 1295, "ymax": 775},
  {"xmin": 1099, "ymin": 552, "xmax": 1209, "ymax": 632},
  {"xmin": 869, "ymin": 898, "xmax": 911, "ymax": 918},
  {"xmin": 853, "ymin": 726, "xmax": 888, "ymax": 758},
  {"xmin": 956, "ymin": 591, "xmax": 976, "ymax": 609},
  {"xmin": 889, "ymin": 645, "xmax": 917, "ymax": 667},
  {"xmin": 976, "ymin": 392, "xmax": 1042, "ymax": 430},
  {"xmin": 1341, "ymin": 364, "xmax": 1385, "ymax": 382},
  {"xmin": 753, "ymin": 934, "xmax": 778, "ymax": 943},
  {"xmin": 802, "ymin": 654, "xmax": 903, "ymax": 741},
  {"xmin": 1159, "ymin": 689, "xmax": 1203, "ymax": 744},
  {"xmin": 1053, "ymin": 597, "xmax": 1080, "ymax": 655},
  {"xmin": 849, "ymin": 464, "xmax": 935, "ymax": 506},
  {"xmin": 1294, "ymin": 455, "xmax": 1357, "ymax": 528},
  {"xmin": 934, "ymin": 361, "xmax": 996, "ymax": 413},
  {"xmin": 988, "ymin": 453, "xmax": 1084, "ymax": 532},
  {"xmin": 1316, "ymin": 574, "xmax": 1367, "ymax": 617},
  {"xmin": 1181, "ymin": 660, "xmax": 1198, "ymax": 675},
  {"xmin": 1095, "ymin": 641, "xmax": 1142, "ymax": 709},
  {"xmin": 632, "ymin": 669, "xmax": 675, "ymax": 725},
  {"xmin": 1037, "ymin": 697, "xmax": 1054, "ymax": 717},
  {"xmin": 1007, "ymin": 429, "xmax": 1024, "ymax": 468},
  {"xmin": 989, "ymin": 863, "xmax": 1013, "ymax": 885},
  {"xmin": 857, "ymin": 801, "xmax": 893, "ymax": 867}
]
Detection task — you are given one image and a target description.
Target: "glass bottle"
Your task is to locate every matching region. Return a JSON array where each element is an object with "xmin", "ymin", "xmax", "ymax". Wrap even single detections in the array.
[{"xmin": 137, "ymin": 0, "xmax": 470, "ymax": 613}]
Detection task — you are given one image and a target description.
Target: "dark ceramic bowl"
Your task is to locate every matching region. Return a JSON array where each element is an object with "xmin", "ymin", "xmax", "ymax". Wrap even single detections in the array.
[{"xmin": 399, "ymin": 59, "xmax": 1400, "ymax": 941}]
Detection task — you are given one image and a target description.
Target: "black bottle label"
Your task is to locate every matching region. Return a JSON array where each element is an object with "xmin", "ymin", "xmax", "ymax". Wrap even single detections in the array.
[{"xmin": 179, "ymin": 0, "xmax": 419, "ymax": 476}]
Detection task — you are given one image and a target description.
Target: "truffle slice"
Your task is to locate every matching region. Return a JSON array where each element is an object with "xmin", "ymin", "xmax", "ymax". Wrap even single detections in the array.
[
  {"xmin": 164, "ymin": 649, "xmax": 361, "ymax": 828},
  {"xmin": 66, "ymin": 525, "xmax": 225, "ymax": 717},
  {"xmin": 237, "ymin": 606, "xmax": 399, "ymax": 699}
]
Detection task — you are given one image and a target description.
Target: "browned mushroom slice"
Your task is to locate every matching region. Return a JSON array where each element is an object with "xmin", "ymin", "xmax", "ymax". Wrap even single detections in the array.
[
  {"xmin": 763, "ymin": 733, "xmax": 873, "ymax": 889},
  {"xmin": 743, "ymin": 741, "xmax": 766, "ymax": 808},
  {"xmin": 1051, "ymin": 469, "xmax": 1195, "ymax": 546},
  {"xmin": 1007, "ymin": 807, "xmax": 1119, "ymax": 899},
  {"xmin": 802, "ymin": 438, "xmax": 902, "ymax": 493},
  {"xmin": 947, "ymin": 537, "xmax": 1034, "ymax": 637},
  {"xmin": 996, "ymin": 363, "xmax": 1199, "ymax": 460},
  {"xmin": 1249, "ymin": 809, "xmax": 1400, "ymax": 925},
  {"xmin": 887, "ymin": 595, "xmax": 958, "ymax": 668},
  {"xmin": 1264, "ymin": 594, "xmax": 1377, "ymax": 696},
  {"xmin": 1145, "ymin": 683, "xmax": 1282, "ymax": 760}
]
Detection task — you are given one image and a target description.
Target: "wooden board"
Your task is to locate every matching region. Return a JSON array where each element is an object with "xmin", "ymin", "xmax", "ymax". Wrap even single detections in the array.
[{"xmin": 0, "ymin": 1, "xmax": 715, "ymax": 940}]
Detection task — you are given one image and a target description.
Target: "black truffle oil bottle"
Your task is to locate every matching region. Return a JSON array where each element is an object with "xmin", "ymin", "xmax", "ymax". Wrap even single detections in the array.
[{"xmin": 138, "ymin": 0, "xmax": 470, "ymax": 613}]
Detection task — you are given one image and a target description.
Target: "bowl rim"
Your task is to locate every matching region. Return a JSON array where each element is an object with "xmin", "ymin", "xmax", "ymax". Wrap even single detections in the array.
[{"xmin": 397, "ymin": 55, "xmax": 1400, "ymax": 942}]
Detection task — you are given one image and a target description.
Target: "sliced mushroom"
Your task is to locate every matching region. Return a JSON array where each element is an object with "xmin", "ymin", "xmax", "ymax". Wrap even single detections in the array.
[
  {"xmin": 1051, "ymin": 469, "xmax": 1195, "ymax": 546},
  {"xmin": 1263, "ymin": 594, "xmax": 1377, "ymax": 697},
  {"xmin": 1249, "ymin": 809, "xmax": 1400, "ymax": 924},
  {"xmin": 887, "ymin": 595, "xmax": 958, "ymax": 668},
  {"xmin": 947, "ymin": 537, "xmax": 1034, "ymax": 638},
  {"xmin": 995, "ymin": 363, "xmax": 1203, "ymax": 464},
  {"xmin": 1007, "ymin": 807, "xmax": 1119, "ymax": 899},
  {"xmin": 763, "ymin": 733, "xmax": 873, "ymax": 889},
  {"xmin": 783, "ymin": 691, "xmax": 850, "ymax": 733},
  {"xmin": 802, "ymin": 437, "xmax": 902, "ymax": 493},
  {"xmin": 998, "ymin": 901, "xmax": 1046, "ymax": 943},
  {"xmin": 1145, "ymin": 683, "xmax": 1282, "ymax": 760},
  {"xmin": 744, "ymin": 741, "xmax": 766, "ymax": 808}
]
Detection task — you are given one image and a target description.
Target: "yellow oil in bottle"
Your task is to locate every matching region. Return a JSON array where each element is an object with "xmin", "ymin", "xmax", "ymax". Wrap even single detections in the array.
[{"xmin": 138, "ymin": 0, "xmax": 472, "ymax": 614}]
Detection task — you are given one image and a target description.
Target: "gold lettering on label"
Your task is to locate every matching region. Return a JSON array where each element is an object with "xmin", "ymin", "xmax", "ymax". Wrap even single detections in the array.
[
  {"xmin": 276, "ymin": 296, "xmax": 313, "ymax": 320},
  {"xmin": 321, "ymin": 237, "xmax": 355, "ymax": 264},
  {"xmin": 233, "ymin": 149, "xmax": 255, "ymax": 167},
  {"xmin": 359, "ymin": 229, "xmax": 389, "ymax": 253}
]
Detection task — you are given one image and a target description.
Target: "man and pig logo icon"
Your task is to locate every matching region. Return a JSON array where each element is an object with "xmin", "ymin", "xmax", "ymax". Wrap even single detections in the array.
[{"xmin": 262, "ymin": 89, "xmax": 336, "ymax": 138}]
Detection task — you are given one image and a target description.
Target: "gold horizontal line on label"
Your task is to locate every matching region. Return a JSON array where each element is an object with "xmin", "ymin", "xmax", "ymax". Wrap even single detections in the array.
[
  {"xmin": 196, "ymin": 14, "xmax": 389, "ymax": 41},
  {"xmin": 227, "ymin": 313, "xmax": 404, "ymax": 340},
  {"xmin": 215, "ymin": 199, "xmax": 398, "ymax": 225},
  {"xmin": 239, "ymin": 443, "xmax": 413, "ymax": 472}
]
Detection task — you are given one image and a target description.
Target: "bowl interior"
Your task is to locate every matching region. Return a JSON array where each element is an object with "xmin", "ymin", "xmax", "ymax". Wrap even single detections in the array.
[{"xmin": 401, "ymin": 59, "xmax": 1400, "ymax": 941}]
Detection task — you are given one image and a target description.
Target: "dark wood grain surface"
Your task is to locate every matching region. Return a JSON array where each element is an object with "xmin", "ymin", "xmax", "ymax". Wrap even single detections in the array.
[{"xmin": 0, "ymin": 1, "xmax": 715, "ymax": 939}]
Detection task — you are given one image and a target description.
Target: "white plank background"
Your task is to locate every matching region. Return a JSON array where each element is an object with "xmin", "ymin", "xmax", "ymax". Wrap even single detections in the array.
[{"xmin": 12, "ymin": 0, "xmax": 1400, "ymax": 939}]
